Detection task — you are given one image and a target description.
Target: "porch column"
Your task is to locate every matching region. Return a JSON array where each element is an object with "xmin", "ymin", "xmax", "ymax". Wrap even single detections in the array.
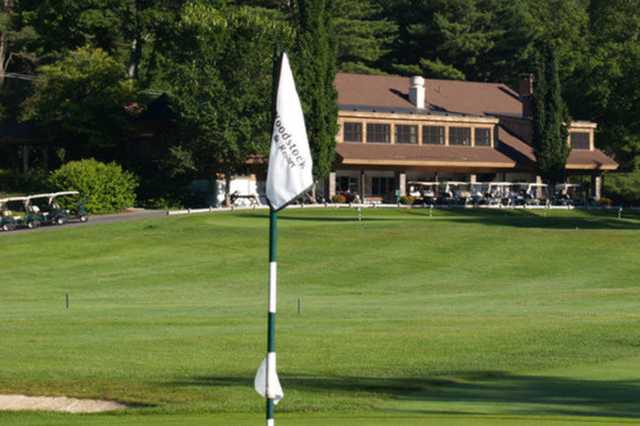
[
  {"xmin": 22, "ymin": 145, "xmax": 29, "ymax": 173},
  {"xmin": 359, "ymin": 170, "xmax": 366, "ymax": 202},
  {"xmin": 469, "ymin": 174, "xmax": 477, "ymax": 184},
  {"xmin": 591, "ymin": 174, "xmax": 602, "ymax": 200},
  {"xmin": 398, "ymin": 172, "xmax": 407, "ymax": 196},
  {"xmin": 328, "ymin": 172, "xmax": 336, "ymax": 200},
  {"xmin": 536, "ymin": 175, "xmax": 544, "ymax": 199}
]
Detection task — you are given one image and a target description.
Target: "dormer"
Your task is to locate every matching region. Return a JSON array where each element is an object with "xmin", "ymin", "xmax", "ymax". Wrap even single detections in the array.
[{"xmin": 568, "ymin": 122, "xmax": 597, "ymax": 151}]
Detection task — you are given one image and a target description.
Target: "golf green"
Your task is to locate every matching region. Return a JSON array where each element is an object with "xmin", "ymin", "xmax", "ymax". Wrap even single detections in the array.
[{"xmin": 1, "ymin": 208, "xmax": 639, "ymax": 425}]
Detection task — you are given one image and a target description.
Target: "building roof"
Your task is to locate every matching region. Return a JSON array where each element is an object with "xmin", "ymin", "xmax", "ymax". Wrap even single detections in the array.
[
  {"xmin": 566, "ymin": 149, "xmax": 619, "ymax": 170},
  {"xmin": 335, "ymin": 73, "xmax": 523, "ymax": 117},
  {"xmin": 336, "ymin": 143, "xmax": 516, "ymax": 169},
  {"xmin": 335, "ymin": 73, "xmax": 618, "ymax": 172},
  {"xmin": 497, "ymin": 125, "xmax": 618, "ymax": 171}
]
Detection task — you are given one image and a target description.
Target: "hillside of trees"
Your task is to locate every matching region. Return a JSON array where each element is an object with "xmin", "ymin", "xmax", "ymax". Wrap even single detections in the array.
[{"xmin": 1, "ymin": 0, "xmax": 639, "ymax": 204}]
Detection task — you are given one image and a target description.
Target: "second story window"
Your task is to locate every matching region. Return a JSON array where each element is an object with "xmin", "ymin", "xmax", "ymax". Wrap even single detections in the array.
[
  {"xmin": 367, "ymin": 123, "xmax": 391, "ymax": 143},
  {"xmin": 475, "ymin": 128, "xmax": 491, "ymax": 146},
  {"xmin": 450, "ymin": 127, "xmax": 471, "ymax": 146},
  {"xmin": 570, "ymin": 132, "xmax": 590, "ymax": 150},
  {"xmin": 395, "ymin": 125, "xmax": 418, "ymax": 144},
  {"xmin": 343, "ymin": 122, "xmax": 362, "ymax": 143},
  {"xmin": 423, "ymin": 126, "xmax": 445, "ymax": 145}
]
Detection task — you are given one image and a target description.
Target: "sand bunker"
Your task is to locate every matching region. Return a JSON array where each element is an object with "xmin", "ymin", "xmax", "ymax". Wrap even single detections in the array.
[{"xmin": 0, "ymin": 394, "xmax": 127, "ymax": 413}]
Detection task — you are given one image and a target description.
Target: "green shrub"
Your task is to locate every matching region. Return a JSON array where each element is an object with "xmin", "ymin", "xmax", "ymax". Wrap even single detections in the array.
[
  {"xmin": 399, "ymin": 195, "xmax": 416, "ymax": 205},
  {"xmin": 49, "ymin": 159, "xmax": 138, "ymax": 214},
  {"xmin": 605, "ymin": 162, "xmax": 640, "ymax": 205}
]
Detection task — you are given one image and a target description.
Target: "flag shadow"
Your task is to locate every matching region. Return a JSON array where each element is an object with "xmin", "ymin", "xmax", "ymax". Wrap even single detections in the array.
[{"xmin": 171, "ymin": 371, "xmax": 640, "ymax": 419}]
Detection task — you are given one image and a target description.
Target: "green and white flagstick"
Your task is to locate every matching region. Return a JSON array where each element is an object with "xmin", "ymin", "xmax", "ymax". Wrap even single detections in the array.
[{"xmin": 254, "ymin": 51, "xmax": 314, "ymax": 426}]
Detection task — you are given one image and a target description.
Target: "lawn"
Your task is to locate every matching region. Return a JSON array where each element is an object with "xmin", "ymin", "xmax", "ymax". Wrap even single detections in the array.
[{"xmin": 1, "ymin": 208, "xmax": 640, "ymax": 425}]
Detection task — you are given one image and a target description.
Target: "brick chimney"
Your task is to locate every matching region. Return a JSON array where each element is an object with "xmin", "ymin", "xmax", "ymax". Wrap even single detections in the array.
[
  {"xmin": 409, "ymin": 76, "xmax": 426, "ymax": 109},
  {"xmin": 519, "ymin": 73, "xmax": 534, "ymax": 118}
]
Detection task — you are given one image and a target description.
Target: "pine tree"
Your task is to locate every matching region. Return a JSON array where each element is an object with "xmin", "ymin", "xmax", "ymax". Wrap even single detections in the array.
[
  {"xmin": 533, "ymin": 44, "xmax": 570, "ymax": 191},
  {"xmin": 333, "ymin": 0, "xmax": 396, "ymax": 74},
  {"xmin": 294, "ymin": 0, "xmax": 338, "ymax": 181}
]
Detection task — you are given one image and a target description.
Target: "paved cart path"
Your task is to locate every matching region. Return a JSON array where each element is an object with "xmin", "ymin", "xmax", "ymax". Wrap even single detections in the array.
[{"xmin": 0, "ymin": 209, "xmax": 166, "ymax": 236}]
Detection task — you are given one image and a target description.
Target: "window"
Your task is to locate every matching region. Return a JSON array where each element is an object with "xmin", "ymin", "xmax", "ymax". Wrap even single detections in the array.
[
  {"xmin": 570, "ymin": 132, "xmax": 590, "ymax": 150},
  {"xmin": 336, "ymin": 176, "xmax": 359, "ymax": 193},
  {"xmin": 395, "ymin": 125, "xmax": 418, "ymax": 144},
  {"xmin": 343, "ymin": 122, "xmax": 362, "ymax": 143},
  {"xmin": 423, "ymin": 126, "xmax": 445, "ymax": 145},
  {"xmin": 475, "ymin": 128, "xmax": 491, "ymax": 146},
  {"xmin": 371, "ymin": 177, "xmax": 395, "ymax": 196},
  {"xmin": 366, "ymin": 123, "xmax": 391, "ymax": 143},
  {"xmin": 450, "ymin": 127, "xmax": 471, "ymax": 146}
]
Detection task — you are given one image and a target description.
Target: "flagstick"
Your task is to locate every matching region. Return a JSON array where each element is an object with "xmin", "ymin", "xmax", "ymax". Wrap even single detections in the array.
[{"xmin": 266, "ymin": 207, "xmax": 278, "ymax": 426}]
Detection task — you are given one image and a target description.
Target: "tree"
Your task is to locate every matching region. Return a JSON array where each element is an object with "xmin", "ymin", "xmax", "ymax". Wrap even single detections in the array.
[
  {"xmin": 332, "ymin": 0, "xmax": 396, "ymax": 74},
  {"xmin": 294, "ymin": 0, "xmax": 337, "ymax": 181},
  {"xmin": 16, "ymin": 0, "xmax": 129, "ymax": 57},
  {"xmin": 161, "ymin": 2, "xmax": 293, "ymax": 201},
  {"xmin": 563, "ymin": 0, "xmax": 640, "ymax": 169},
  {"xmin": 20, "ymin": 47, "xmax": 135, "ymax": 156},
  {"xmin": 382, "ymin": 0, "xmax": 500, "ymax": 80},
  {"xmin": 532, "ymin": 44, "xmax": 570, "ymax": 189},
  {"xmin": 0, "ymin": 0, "xmax": 40, "ymax": 121}
]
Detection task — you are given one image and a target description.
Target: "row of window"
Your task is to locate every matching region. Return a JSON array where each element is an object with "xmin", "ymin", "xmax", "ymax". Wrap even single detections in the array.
[
  {"xmin": 343, "ymin": 122, "xmax": 492, "ymax": 146},
  {"xmin": 336, "ymin": 176, "xmax": 394, "ymax": 196}
]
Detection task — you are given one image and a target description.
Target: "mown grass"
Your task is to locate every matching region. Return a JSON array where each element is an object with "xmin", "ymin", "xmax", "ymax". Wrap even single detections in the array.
[{"xmin": 1, "ymin": 208, "xmax": 639, "ymax": 425}]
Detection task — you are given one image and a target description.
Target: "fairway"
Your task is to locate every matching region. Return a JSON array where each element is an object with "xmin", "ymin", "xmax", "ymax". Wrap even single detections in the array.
[{"xmin": 1, "ymin": 208, "xmax": 640, "ymax": 425}]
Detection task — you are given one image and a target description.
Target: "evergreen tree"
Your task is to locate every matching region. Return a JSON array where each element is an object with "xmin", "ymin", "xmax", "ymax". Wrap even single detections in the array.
[
  {"xmin": 294, "ymin": 0, "xmax": 337, "ymax": 180},
  {"xmin": 533, "ymin": 44, "xmax": 570, "ymax": 190},
  {"xmin": 333, "ymin": 0, "xmax": 396, "ymax": 74}
]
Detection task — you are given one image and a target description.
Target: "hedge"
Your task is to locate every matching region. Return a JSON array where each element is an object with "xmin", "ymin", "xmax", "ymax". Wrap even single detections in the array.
[{"xmin": 49, "ymin": 159, "xmax": 138, "ymax": 214}]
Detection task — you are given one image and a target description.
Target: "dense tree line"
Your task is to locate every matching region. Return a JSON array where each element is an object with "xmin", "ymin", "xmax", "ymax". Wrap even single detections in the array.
[{"xmin": 1, "ymin": 0, "xmax": 639, "ymax": 203}]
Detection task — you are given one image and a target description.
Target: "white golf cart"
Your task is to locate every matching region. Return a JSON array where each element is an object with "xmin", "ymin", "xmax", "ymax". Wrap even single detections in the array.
[
  {"xmin": 26, "ymin": 193, "xmax": 60, "ymax": 225},
  {"xmin": 439, "ymin": 181, "xmax": 472, "ymax": 206},
  {"xmin": 408, "ymin": 181, "xmax": 438, "ymax": 205},
  {"xmin": 0, "ymin": 198, "xmax": 17, "ymax": 231},
  {"xmin": 3, "ymin": 196, "xmax": 42, "ymax": 229},
  {"xmin": 524, "ymin": 183, "xmax": 548, "ymax": 206},
  {"xmin": 49, "ymin": 191, "xmax": 89, "ymax": 223},
  {"xmin": 469, "ymin": 183, "xmax": 490, "ymax": 205},
  {"xmin": 486, "ymin": 182, "xmax": 513, "ymax": 207},
  {"xmin": 554, "ymin": 183, "xmax": 585, "ymax": 206}
]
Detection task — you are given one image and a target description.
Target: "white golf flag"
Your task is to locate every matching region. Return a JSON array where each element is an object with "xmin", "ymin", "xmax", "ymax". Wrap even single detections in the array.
[
  {"xmin": 254, "ymin": 355, "xmax": 284, "ymax": 404},
  {"xmin": 266, "ymin": 52, "xmax": 313, "ymax": 210}
]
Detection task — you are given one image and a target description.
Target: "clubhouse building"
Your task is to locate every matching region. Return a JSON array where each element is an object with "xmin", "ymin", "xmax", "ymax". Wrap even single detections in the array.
[{"xmin": 326, "ymin": 73, "xmax": 618, "ymax": 202}]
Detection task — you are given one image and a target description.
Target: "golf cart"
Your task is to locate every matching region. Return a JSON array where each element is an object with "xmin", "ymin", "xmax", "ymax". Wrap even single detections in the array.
[
  {"xmin": 49, "ymin": 191, "xmax": 89, "ymax": 224},
  {"xmin": 438, "ymin": 181, "xmax": 471, "ymax": 206},
  {"xmin": 26, "ymin": 193, "xmax": 62, "ymax": 226},
  {"xmin": 554, "ymin": 184, "xmax": 585, "ymax": 206},
  {"xmin": 524, "ymin": 183, "xmax": 548, "ymax": 206},
  {"xmin": 486, "ymin": 182, "xmax": 513, "ymax": 207},
  {"xmin": 469, "ymin": 183, "xmax": 490, "ymax": 205},
  {"xmin": 0, "ymin": 198, "xmax": 18, "ymax": 232},
  {"xmin": 408, "ymin": 181, "xmax": 438, "ymax": 205},
  {"xmin": 4, "ymin": 196, "xmax": 43, "ymax": 229}
]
